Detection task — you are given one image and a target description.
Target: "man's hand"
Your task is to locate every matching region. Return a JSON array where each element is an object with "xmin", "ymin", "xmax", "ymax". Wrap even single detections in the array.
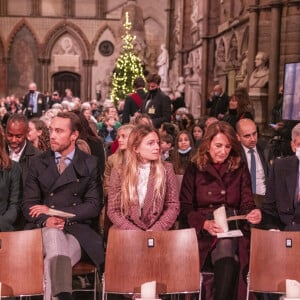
[
  {"xmin": 45, "ymin": 217, "xmax": 65, "ymax": 230},
  {"xmin": 246, "ymin": 209, "xmax": 262, "ymax": 224},
  {"xmin": 29, "ymin": 205, "xmax": 49, "ymax": 217}
]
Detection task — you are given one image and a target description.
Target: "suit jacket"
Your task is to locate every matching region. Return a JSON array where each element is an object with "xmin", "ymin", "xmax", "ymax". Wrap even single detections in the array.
[
  {"xmin": 107, "ymin": 162, "xmax": 179, "ymax": 230},
  {"xmin": 240, "ymin": 140, "xmax": 269, "ymax": 186},
  {"xmin": 18, "ymin": 140, "xmax": 41, "ymax": 187},
  {"xmin": 141, "ymin": 89, "xmax": 171, "ymax": 128},
  {"xmin": 261, "ymin": 155, "xmax": 300, "ymax": 230},
  {"xmin": 206, "ymin": 92, "xmax": 229, "ymax": 118},
  {"xmin": 122, "ymin": 89, "xmax": 146, "ymax": 124},
  {"xmin": 22, "ymin": 147, "xmax": 104, "ymax": 268},
  {"xmin": 23, "ymin": 91, "xmax": 46, "ymax": 118},
  {"xmin": 0, "ymin": 162, "xmax": 22, "ymax": 231}
]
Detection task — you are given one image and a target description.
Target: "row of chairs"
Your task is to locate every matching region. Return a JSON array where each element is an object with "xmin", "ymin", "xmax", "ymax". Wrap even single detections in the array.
[
  {"xmin": 0, "ymin": 229, "xmax": 99, "ymax": 299},
  {"xmin": 0, "ymin": 228, "xmax": 299, "ymax": 299}
]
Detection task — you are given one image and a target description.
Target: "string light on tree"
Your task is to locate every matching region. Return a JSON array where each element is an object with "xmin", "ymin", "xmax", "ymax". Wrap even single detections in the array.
[{"xmin": 111, "ymin": 12, "xmax": 144, "ymax": 104}]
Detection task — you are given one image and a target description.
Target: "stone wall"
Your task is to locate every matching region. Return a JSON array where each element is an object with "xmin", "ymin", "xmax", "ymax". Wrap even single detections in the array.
[
  {"xmin": 0, "ymin": 0, "xmax": 168, "ymax": 101},
  {"xmin": 168, "ymin": 0, "xmax": 300, "ymax": 123}
]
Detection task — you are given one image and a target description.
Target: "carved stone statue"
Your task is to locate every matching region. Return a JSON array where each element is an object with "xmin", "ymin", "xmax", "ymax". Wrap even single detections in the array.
[
  {"xmin": 55, "ymin": 37, "xmax": 78, "ymax": 55},
  {"xmin": 237, "ymin": 50, "xmax": 248, "ymax": 87},
  {"xmin": 156, "ymin": 44, "xmax": 169, "ymax": 88},
  {"xmin": 176, "ymin": 76, "xmax": 185, "ymax": 95},
  {"xmin": 95, "ymin": 80, "xmax": 102, "ymax": 101},
  {"xmin": 191, "ymin": 0, "xmax": 199, "ymax": 28},
  {"xmin": 228, "ymin": 36, "xmax": 238, "ymax": 67},
  {"xmin": 214, "ymin": 40, "xmax": 226, "ymax": 78},
  {"xmin": 249, "ymin": 51, "xmax": 269, "ymax": 89}
]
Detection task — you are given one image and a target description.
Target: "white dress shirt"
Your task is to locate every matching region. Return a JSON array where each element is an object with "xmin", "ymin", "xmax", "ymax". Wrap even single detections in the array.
[{"xmin": 242, "ymin": 145, "xmax": 266, "ymax": 195}]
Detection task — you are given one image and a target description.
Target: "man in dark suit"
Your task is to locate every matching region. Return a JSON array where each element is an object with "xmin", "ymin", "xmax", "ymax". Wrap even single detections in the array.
[
  {"xmin": 236, "ymin": 118, "xmax": 269, "ymax": 208},
  {"xmin": 122, "ymin": 76, "xmax": 146, "ymax": 124},
  {"xmin": 206, "ymin": 84, "xmax": 229, "ymax": 120},
  {"xmin": 48, "ymin": 90, "xmax": 61, "ymax": 108},
  {"xmin": 141, "ymin": 73, "xmax": 171, "ymax": 128},
  {"xmin": 5, "ymin": 114, "xmax": 41, "ymax": 187},
  {"xmin": 262, "ymin": 123, "xmax": 300, "ymax": 231},
  {"xmin": 22, "ymin": 112, "xmax": 104, "ymax": 300},
  {"xmin": 23, "ymin": 82, "xmax": 46, "ymax": 119}
]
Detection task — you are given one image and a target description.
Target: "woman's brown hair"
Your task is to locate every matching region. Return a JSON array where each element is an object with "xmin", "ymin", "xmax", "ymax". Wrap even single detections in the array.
[
  {"xmin": 0, "ymin": 125, "xmax": 11, "ymax": 169},
  {"xmin": 192, "ymin": 121, "xmax": 241, "ymax": 171}
]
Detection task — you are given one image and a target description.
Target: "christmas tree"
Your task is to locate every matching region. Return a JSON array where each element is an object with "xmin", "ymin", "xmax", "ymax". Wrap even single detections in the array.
[{"xmin": 110, "ymin": 12, "xmax": 145, "ymax": 103}]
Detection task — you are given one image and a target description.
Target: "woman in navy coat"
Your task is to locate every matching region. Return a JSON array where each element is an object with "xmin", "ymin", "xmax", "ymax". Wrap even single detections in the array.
[{"xmin": 180, "ymin": 121, "xmax": 261, "ymax": 300}]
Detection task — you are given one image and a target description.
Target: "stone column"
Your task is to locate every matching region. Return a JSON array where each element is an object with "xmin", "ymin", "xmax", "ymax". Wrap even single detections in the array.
[
  {"xmin": 0, "ymin": 0, "xmax": 8, "ymax": 16},
  {"xmin": 165, "ymin": 0, "xmax": 172, "ymax": 51},
  {"xmin": 64, "ymin": 0, "xmax": 74, "ymax": 17},
  {"xmin": 249, "ymin": 88, "xmax": 268, "ymax": 132},
  {"xmin": 2, "ymin": 57, "xmax": 10, "ymax": 96},
  {"xmin": 247, "ymin": 1, "xmax": 259, "ymax": 85},
  {"xmin": 0, "ymin": 57, "xmax": 8, "ymax": 97},
  {"xmin": 83, "ymin": 59, "xmax": 95, "ymax": 101},
  {"xmin": 268, "ymin": 1, "xmax": 282, "ymax": 123},
  {"xmin": 38, "ymin": 58, "xmax": 51, "ymax": 94},
  {"xmin": 201, "ymin": 0, "xmax": 210, "ymax": 115}
]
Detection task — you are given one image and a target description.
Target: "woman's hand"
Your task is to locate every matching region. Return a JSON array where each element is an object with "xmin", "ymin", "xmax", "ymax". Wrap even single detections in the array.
[
  {"xmin": 203, "ymin": 220, "xmax": 224, "ymax": 236},
  {"xmin": 29, "ymin": 205, "xmax": 49, "ymax": 218},
  {"xmin": 246, "ymin": 209, "xmax": 262, "ymax": 224}
]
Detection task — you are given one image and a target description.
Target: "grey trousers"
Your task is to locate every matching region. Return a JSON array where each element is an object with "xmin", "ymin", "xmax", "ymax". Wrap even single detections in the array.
[{"xmin": 42, "ymin": 228, "xmax": 81, "ymax": 300}]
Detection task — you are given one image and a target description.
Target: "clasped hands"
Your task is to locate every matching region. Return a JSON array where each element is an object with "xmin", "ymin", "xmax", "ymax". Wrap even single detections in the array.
[
  {"xmin": 203, "ymin": 208, "xmax": 262, "ymax": 236},
  {"xmin": 29, "ymin": 205, "xmax": 65, "ymax": 230}
]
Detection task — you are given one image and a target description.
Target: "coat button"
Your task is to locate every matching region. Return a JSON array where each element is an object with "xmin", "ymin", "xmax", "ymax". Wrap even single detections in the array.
[
  {"xmin": 73, "ymin": 193, "xmax": 78, "ymax": 196},
  {"xmin": 50, "ymin": 193, "xmax": 54, "ymax": 196},
  {"xmin": 76, "ymin": 179, "xmax": 80, "ymax": 182},
  {"xmin": 50, "ymin": 205, "xmax": 55, "ymax": 208},
  {"xmin": 72, "ymin": 203, "xmax": 77, "ymax": 206},
  {"xmin": 209, "ymin": 204, "xmax": 213, "ymax": 208},
  {"xmin": 220, "ymin": 190, "xmax": 226, "ymax": 195},
  {"xmin": 208, "ymin": 191, "xmax": 212, "ymax": 195}
]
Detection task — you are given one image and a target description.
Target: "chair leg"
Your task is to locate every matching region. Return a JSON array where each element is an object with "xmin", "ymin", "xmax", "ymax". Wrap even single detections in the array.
[
  {"xmin": 93, "ymin": 268, "xmax": 97, "ymax": 300},
  {"xmin": 102, "ymin": 273, "xmax": 106, "ymax": 300}
]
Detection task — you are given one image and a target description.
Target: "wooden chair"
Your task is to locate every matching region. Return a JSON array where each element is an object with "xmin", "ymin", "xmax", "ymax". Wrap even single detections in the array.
[
  {"xmin": 72, "ymin": 261, "xmax": 100, "ymax": 300},
  {"xmin": 246, "ymin": 228, "xmax": 300, "ymax": 299},
  {"xmin": 102, "ymin": 228, "xmax": 201, "ymax": 300},
  {"xmin": 0, "ymin": 229, "xmax": 44, "ymax": 298}
]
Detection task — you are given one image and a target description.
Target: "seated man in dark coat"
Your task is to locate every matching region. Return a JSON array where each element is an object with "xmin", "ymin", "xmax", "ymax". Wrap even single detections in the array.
[
  {"xmin": 262, "ymin": 123, "xmax": 300, "ymax": 231},
  {"xmin": 22, "ymin": 112, "xmax": 104, "ymax": 300}
]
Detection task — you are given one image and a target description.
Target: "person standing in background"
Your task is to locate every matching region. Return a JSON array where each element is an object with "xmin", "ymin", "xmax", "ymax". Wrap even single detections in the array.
[
  {"xmin": 122, "ymin": 77, "xmax": 146, "ymax": 124},
  {"xmin": 23, "ymin": 82, "xmax": 46, "ymax": 119},
  {"xmin": 141, "ymin": 74, "xmax": 171, "ymax": 129}
]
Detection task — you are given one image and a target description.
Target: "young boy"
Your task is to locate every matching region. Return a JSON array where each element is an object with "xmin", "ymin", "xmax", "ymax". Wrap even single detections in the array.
[{"xmin": 160, "ymin": 133, "xmax": 174, "ymax": 161}]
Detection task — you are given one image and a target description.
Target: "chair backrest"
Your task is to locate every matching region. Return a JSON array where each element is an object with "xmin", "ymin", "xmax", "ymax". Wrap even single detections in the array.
[
  {"xmin": 249, "ymin": 228, "xmax": 300, "ymax": 294},
  {"xmin": 0, "ymin": 229, "xmax": 44, "ymax": 297},
  {"xmin": 104, "ymin": 228, "xmax": 200, "ymax": 295}
]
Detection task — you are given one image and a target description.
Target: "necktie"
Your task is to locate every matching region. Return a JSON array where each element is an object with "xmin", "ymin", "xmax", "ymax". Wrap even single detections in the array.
[
  {"xmin": 58, "ymin": 157, "xmax": 67, "ymax": 174},
  {"xmin": 249, "ymin": 149, "xmax": 256, "ymax": 194},
  {"xmin": 29, "ymin": 93, "xmax": 34, "ymax": 108}
]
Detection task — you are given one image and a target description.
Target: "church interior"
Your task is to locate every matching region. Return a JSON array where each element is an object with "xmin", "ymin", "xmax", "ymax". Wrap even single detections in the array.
[{"xmin": 0, "ymin": 0, "xmax": 300, "ymax": 126}]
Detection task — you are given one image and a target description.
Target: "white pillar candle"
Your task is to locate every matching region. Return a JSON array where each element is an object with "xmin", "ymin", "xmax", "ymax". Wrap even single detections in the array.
[
  {"xmin": 286, "ymin": 279, "xmax": 300, "ymax": 298},
  {"xmin": 141, "ymin": 281, "xmax": 156, "ymax": 299}
]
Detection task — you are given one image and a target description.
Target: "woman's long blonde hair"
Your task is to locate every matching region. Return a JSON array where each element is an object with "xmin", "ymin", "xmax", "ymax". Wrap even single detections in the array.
[
  {"xmin": 113, "ymin": 124, "xmax": 135, "ymax": 166},
  {"xmin": 120, "ymin": 125, "xmax": 166, "ymax": 215}
]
